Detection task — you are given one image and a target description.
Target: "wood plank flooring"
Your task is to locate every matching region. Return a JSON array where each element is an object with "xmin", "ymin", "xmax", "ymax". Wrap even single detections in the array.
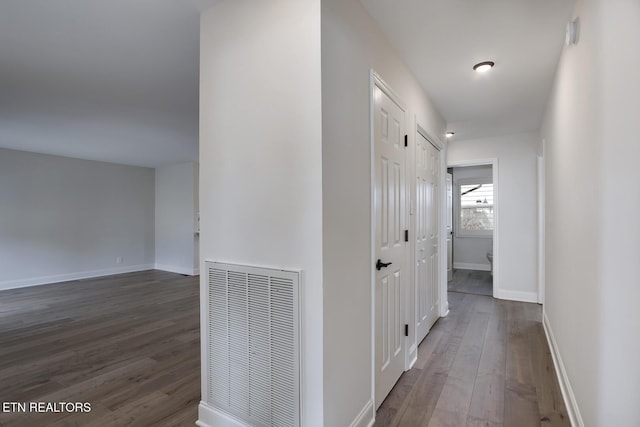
[
  {"xmin": 447, "ymin": 269, "xmax": 493, "ymax": 297},
  {"xmin": 0, "ymin": 270, "xmax": 200, "ymax": 427},
  {"xmin": 0, "ymin": 271, "xmax": 569, "ymax": 427},
  {"xmin": 375, "ymin": 292, "xmax": 570, "ymax": 427}
]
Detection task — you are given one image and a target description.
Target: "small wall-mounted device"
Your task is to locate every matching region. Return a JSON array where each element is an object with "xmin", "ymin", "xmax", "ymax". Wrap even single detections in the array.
[{"xmin": 566, "ymin": 17, "xmax": 580, "ymax": 46}]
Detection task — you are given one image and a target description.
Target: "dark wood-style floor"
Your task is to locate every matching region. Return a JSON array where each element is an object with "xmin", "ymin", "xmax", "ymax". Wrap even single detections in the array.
[
  {"xmin": 375, "ymin": 291, "xmax": 570, "ymax": 427},
  {"xmin": 447, "ymin": 269, "xmax": 493, "ymax": 297},
  {"xmin": 0, "ymin": 270, "xmax": 200, "ymax": 427},
  {"xmin": 0, "ymin": 271, "xmax": 568, "ymax": 427}
]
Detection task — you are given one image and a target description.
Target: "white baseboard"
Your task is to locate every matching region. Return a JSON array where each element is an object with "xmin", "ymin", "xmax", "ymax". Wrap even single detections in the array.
[
  {"xmin": 453, "ymin": 262, "xmax": 491, "ymax": 271},
  {"xmin": 494, "ymin": 289, "xmax": 538, "ymax": 303},
  {"xmin": 349, "ymin": 399, "xmax": 374, "ymax": 427},
  {"xmin": 408, "ymin": 343, "xmax": 418, "ymax": 369},
  {"xmin": 197, "ymin": 402, "xmax": 250, "ymax": 427},
  {"xmin": 154, "ymin": 263, "xmax": 199, "ymax": 276},
  {"xmin": 407, "ymin": 354, "xmax": 418, "ymax": 370},
  {"xmin": 542, "ymin": 310, "xmax": 584, "ymax": 427},
  {"xmin": 441, "ymin": 301, "xmax": 449, "ymax": 317},
  {"xmin": 0, "ymin": 264, "xmax": 154, "ymax": 291}
]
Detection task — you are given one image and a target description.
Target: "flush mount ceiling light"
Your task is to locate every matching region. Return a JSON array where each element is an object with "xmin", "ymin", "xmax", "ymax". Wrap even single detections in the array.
[
  {"xmin": 446, "ymin": 132, "xmax": 455, "ymax": 138},
  {"xmin": 473, "ymin": 61, "xmax": 495, "ymax": 73}
]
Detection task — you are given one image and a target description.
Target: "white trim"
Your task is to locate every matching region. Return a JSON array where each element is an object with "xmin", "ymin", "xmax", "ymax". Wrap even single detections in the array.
[
  {"xmin": 408, "ymin": 343, "xmax": 417, "ymax": 360},
  {"xmin": 0, "ymin": 264, "xmax": 154, "ymax": 291},
  {"xmin": 349, "ymin": 399, "xmax": 375, "ymax": 427},
  {"xmin": 369, "ymin": 69, "xmax": 377, "ymax": 412},
  {"xmin": 154, "ymin": 263, "xmax": 199, "ymax": 276},
  {"xmin": 409, "ymin": 116, "xmax": 418, "ymax": 369},
  {"xmin": 407, "ymin": 354, "xmax": 418, "ymax": 370},
  {"xmin": 448, "ymin": 159, "xmax": 499, "ymax": 300},
  {"xmin": 537, "ymin": 144, "xmax": 546, "ymax": 304},
  {"xmin": 453, "ymin": 262, "xmax": 491, "ymax": 272},
  {"xmin": 416, "ymin": 123, "xmax": 444, "ymax": 151},
  {"xmin": 197, "ymin": 402, "xmax": 250, "ymax": 427},
  {"xmin": 494, "ymin": 289, "xmax": 538, "ymax": 303},
  {"xmin": 542, "ymin": 310, "xmax": 584, "ymax": 427},
  {"xmin": 199, "ymin": 265, "xmax": 209, "ymax": 423},
  {"xmin": 371, "ymin": 70, "xmax": 407, "ymax": 111},
  {"xmin": 439, "ymin": 142, "xmax": 449, "ymax": 317}
]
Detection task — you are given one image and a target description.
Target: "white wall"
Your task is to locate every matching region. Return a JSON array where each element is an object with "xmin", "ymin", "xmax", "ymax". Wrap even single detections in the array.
[
  {"xmin": 448, "ymin": 133, "xmax": 538, "ymax": 302},
  {"xmin": 541, "ymin": 0, "xmax": 640, "ymax": 425},
  {"xmin": 540, "ymin": 1, "xmax": 602, "ymax": 424},
  {"xmin": 322, "ymin": 1, "xmax": 446, "ymax": 425},
  {"xmin": 599, "ymin": 1, "xmax": 640, "ymax": 423},
  {"xmin": 453, "ymin": 237, "xmax": 492, "ymax": 270},
  {"xmin": 451, "ymin": 165, "xmax": 492, "ymax": 181},
  {"xmin": 0, "ymin": 148, "xmax": 155, "ymax": 289},
  {"xmin": 155, "ymin": 162, "xmax": 198, "ymax": 275},
  {"xmin": 199, "ymin": 1, "xmax": 323, "ymax": 426},
  {"xmin": 451, "ymin": 165, "xmax": 493, "ymax": 270}
]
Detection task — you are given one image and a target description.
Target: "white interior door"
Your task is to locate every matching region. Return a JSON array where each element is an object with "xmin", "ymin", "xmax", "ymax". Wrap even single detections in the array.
[
  {"xmin": 446, "ymin": 172, "xmax": 453, "ymax": 281},
  {"xmin": 373, "ymin": 83, "xmax": 406, "ymax": 409},
  {"xmin": 415, "ymin": 132, "xmax": 440, "ymax": 343}
]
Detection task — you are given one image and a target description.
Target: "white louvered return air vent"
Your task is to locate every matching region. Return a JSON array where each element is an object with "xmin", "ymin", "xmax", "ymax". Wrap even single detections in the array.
[{"xmin": 204, "ymin": 262, "xmax": 301, "ymax": 427}]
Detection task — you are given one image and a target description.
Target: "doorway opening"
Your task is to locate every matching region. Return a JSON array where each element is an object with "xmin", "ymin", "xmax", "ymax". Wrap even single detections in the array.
[{"xmin": 446, "ymin": 164, "xmax": 495, "ymax": 297}]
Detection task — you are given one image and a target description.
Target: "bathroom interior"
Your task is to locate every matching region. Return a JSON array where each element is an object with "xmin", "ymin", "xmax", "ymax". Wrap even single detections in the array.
[{"xmin": 447, "ymin": 165, "xmax": 494, "ymax": 296}]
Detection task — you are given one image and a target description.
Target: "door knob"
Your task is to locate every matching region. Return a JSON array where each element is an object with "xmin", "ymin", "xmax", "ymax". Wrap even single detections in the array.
[{"xmin": 376, "ymin": 259, "xmax": 393, "ymax": 271}]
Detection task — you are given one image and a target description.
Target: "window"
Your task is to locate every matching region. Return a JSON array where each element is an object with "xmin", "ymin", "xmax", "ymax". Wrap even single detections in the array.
[{"xmin": 457, "ymin": 182, "xmax": 493, "ymax": 236}]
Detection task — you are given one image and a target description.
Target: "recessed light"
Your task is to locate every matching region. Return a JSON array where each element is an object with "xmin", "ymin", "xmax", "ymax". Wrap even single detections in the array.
[
  {"xmin": 473, "ymin": 61, "xmax": 495, "ymax": 73},
  {"xmin": 446, "ymin": 132, "xmax": 455, "ymax": 138}
]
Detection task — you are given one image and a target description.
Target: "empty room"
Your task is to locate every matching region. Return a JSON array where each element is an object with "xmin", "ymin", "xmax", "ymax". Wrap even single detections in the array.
[{"xmin": 2, "ymin": 1, "xmax": 639, "ymax": 427}]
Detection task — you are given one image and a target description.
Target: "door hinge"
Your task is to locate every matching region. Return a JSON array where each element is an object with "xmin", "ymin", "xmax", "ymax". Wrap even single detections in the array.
[
  {"xmin": 404, "ymin": 324, "xmax": 409, "ymax": 337},
  {"xmin": 404, "ymin": 229, "xmax": 409, "ymax": 242},
  {"xmin": 404, "ymin": 134, "xmax": 408, "ymax": 147}
]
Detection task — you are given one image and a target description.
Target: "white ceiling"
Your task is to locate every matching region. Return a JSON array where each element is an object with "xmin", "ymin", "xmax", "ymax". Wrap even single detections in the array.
[
  {"xmin": 361, "ymin": 0, "xmax": 576, "ymax": 140},
  {"xmin": 1, "ymin": 1, "xmax": 575, "ymax": 167},
  {"xmin": 0, "ymin": 0, "xmax": 218, "ymax": 168}
]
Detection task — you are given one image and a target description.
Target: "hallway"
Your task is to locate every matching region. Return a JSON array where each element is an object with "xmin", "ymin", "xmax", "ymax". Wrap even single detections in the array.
[{"xmin": 375, "ymin": 292, "xmax": 569, "ymax": 426}]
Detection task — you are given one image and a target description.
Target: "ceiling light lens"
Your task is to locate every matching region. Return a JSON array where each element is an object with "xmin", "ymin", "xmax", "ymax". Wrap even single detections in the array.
[
  {"xmin": 446, "ymin": 132, "xmax": 455, "ymax": 138},
  {"xmin": 473, "ymin": 61, "xmax": 495, "ymax": 73}
]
